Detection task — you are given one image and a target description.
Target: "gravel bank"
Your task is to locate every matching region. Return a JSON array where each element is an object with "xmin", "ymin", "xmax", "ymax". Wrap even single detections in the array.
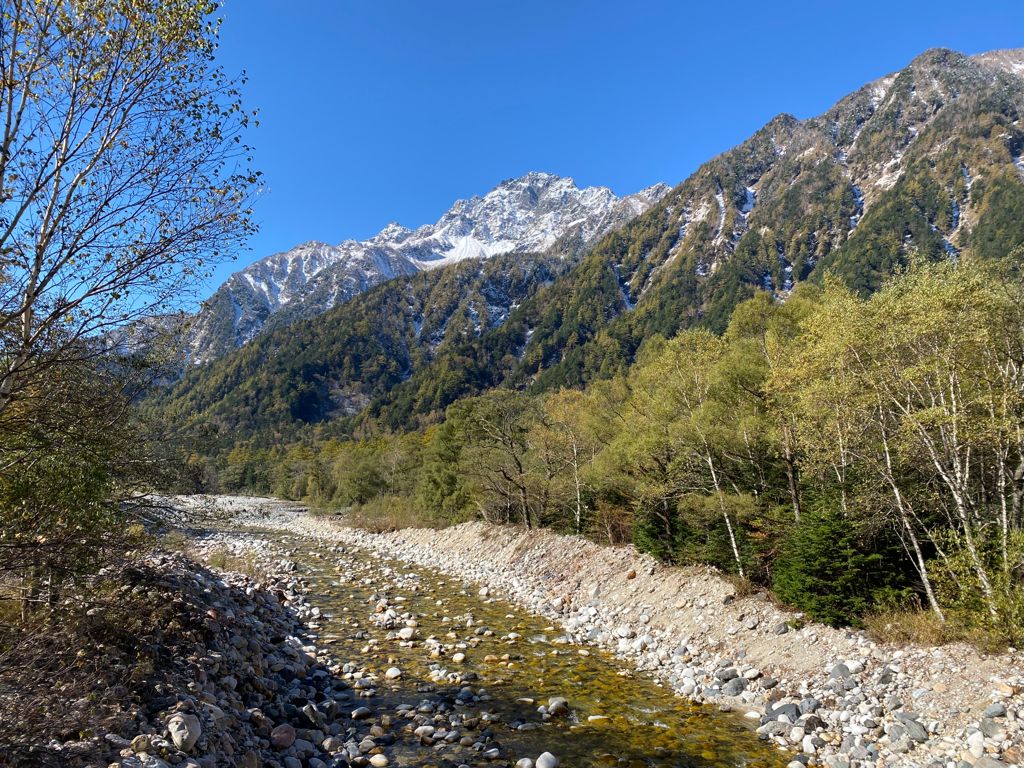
[
  {"xmin": 2, "ymin": 533, "xmax": 345, "ymax": 768},
  {"xmin": 182, "ymin": 495, "xmax": 1024, "ymax": 768}
]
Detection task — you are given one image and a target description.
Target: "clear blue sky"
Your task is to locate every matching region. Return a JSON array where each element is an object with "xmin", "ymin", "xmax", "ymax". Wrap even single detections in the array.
[{"xmin": 209, "ymin": 0, "xmax": 1024, "ymax": 290}]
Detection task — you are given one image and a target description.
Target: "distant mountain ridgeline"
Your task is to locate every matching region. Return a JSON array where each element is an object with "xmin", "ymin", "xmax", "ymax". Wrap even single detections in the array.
[
  {"xmin": 186, "ymin": 173, "xmax": 670, "ymax": 364},
  {"xmin": 154, "ymin": 47, "xmax": 1024, "ymax": 450}
]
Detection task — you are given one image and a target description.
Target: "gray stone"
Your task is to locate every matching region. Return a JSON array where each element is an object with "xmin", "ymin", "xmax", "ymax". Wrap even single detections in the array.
[
  {"xmin": 757, "ymin": 721, "xmax": 790, "ymax": 736},
  {"xmin": 799, "ymin": 697, "xmax": 819, "ymax": 715},
  {"xmin": 536, "ymin": 753, "xmax": 559, "ymax": 768},
  {"xmin": 166, "ymin": 713, "xmax": 201, "ymax": 752},
  {"xmin": 769, "ymin": 703, "xmax": 800, "ymax": 722},
  {"xmin": 722, "ymin": 677, "xmax": 748, "ymax": 696},
  {"xmin": 270, "ymin": 723, "xmax": 296, "ymax": 749},
  {"xmin": 830, "ymin": 663, "xmax": 851, "ymax": 680},
  {"xmin": 894, "ymin": 712, "xmax": 927, "ymax": 743},
  {"xmin": 983, "ymin": 702, "xmax": 1007, "ymax": 718},
  {"xmin": 889, "ymin": 734, "xmax": 911, "ymax": 754},
  {"xmin": 980, "ymin": 717, "xmax": 1005, "ymax": 739}
]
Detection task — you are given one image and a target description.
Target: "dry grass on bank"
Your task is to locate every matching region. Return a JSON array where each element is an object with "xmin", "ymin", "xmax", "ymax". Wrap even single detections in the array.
[
  {"xmin": 864, "ymin": 608, "xmax": 1010, "ymax": 654},
  {"xmin": 345, "ymin": 496, "xmax": 443, "ymax": 534},
  {"xmin": 0, "ymin": 566, "xmax": 185, "ymax": 766},
  {"xmin": 160, "ymin": 530, "xmax": 262, "ymax": 579}
]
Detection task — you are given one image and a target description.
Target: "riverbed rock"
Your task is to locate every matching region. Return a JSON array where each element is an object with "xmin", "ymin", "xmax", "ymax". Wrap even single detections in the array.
[
  {"xmin": 984, "ymin": 702, "xmax": 1007, "ymax": 718},
  {"xmin": 894, "ymin": 712, "xmax": 928, "ymax": 743},
  {"xmin": 723, "ymin": 677, "xmax": 748, "ymax": 696},
  {"xmin": 536, "ymin": 752, "xmax": 559, "ymax": 768},
  {"xmin": 166, "ymin": 712, "xmax": 201, "ymax": 752},
  {"xmin": 271, "ymin": 723, "xmax": 297, "ymax": 749},
  {"xmin": 547, "ymin": 697, "xmax": 569, "ymax": 716}
]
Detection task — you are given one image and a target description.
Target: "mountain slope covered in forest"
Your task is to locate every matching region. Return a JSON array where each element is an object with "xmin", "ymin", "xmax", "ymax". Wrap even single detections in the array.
[{"xmin": 158, "ymin": 47, "xmax": 1024, "ymax": 445}]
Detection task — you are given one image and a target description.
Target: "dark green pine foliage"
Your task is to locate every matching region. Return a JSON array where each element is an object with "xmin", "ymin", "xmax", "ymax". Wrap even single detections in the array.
[{"xmin": 772, "ymin": 507, "xmax": 909, "ymax": 627}]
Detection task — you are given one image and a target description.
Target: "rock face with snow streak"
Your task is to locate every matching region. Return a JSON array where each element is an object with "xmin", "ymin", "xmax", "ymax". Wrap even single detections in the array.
[{"xmin": 187, "ymin": 173, "xmax": 669, "ymax": 363}]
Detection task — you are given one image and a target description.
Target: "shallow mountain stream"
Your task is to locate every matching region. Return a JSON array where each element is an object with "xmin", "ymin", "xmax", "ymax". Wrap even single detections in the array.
[{"xmin": 245, "ymin": 529, "xmax": 788, "ymax": 768}]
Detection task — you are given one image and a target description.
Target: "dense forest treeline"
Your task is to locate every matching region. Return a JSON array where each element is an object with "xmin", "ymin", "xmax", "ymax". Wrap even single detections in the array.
[{"xmin": 206, "ymin": 259, "xmax": 1024, "ymax": 643}]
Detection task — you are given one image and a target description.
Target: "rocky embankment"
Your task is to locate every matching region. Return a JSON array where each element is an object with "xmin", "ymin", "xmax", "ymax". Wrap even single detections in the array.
[
  {"xmin": 7, "ymin": 537, "xmax": 348, "ymax": 768},
  {"xmin": 43, "ymin": 506, "xmax": 709, "ymax": 768},
  {"xmin": 167, "ymin": 518, "xmax": 780, "ymax": 768},
  {"xmin": 182, "ymin": 497, "xmax": 1024, "ymax": 768}
]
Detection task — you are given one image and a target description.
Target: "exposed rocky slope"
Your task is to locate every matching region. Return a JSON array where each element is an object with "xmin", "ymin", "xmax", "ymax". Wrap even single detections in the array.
[{"xmin": 188, "ymin": 174, "xmax": 669, "ymax": 363}]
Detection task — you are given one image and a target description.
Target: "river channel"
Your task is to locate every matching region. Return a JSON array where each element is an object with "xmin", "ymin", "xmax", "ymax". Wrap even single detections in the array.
[{"xmin": 231, "ymin": 526, "xmax": 788, "ymax": 768}]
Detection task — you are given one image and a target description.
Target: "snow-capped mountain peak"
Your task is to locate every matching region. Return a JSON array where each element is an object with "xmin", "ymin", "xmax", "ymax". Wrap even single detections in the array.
[{"xmin": 187, "ymin": 172, "xmax": 669, "ymax": 363}]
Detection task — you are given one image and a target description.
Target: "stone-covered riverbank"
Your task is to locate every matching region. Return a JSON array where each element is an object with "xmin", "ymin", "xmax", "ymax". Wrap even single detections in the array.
[
  {"xmin": 185, "ymin": 515, "xmax": 787, "ymax": 768},
  {"xmin": 1, "ymin": 539, "xmax": 337, "ymax": 768},
  {"xmin": 185, "ymin": 495, "xmax": 1024, "ymax": 768},
  {"xmin": 15, "ymin": 499, "xmax": 784, "ymax": 768}
]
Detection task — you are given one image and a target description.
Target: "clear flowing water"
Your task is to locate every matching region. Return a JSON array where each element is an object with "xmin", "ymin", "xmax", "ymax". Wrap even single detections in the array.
[{"xmin": 263, "ymin": 531, "xmax": 787, "ymax": 768}]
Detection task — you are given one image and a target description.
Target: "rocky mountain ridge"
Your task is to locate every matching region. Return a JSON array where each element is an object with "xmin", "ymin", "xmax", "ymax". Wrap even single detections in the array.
[{"xmin": 187, "ymin": 173, "xmax": 669, "ymax": 363}]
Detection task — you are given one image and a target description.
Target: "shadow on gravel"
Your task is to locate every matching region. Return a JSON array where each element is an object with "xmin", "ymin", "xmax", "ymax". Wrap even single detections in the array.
[{"xmin": 0, "ymin": 551, "xmax": 349, "ymax": 768}]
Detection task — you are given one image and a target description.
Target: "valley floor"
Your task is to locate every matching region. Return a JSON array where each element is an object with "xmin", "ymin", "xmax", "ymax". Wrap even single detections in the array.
[{"xmin": 190, "ymin": 494, "xmax": 1024, "ymax": 768}]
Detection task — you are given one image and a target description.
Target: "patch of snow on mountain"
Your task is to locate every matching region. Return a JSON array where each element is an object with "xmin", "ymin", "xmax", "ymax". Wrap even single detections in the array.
[
  {"xmin": 875, "ymin": 159, "xmax": 904, "ymax": 190},
  {"xmin": 962, "ymin": 163, "xmax": 974, "ymax": 191},
  {"xmin": 849, "ymin": 185, "xmax": 865, "ymax": 230},
  {"xmin": 712, "ymin": 185, "xmax": 727, "ymax": 244},
  {"xmin": 741, "ymin": 186, "xmax": 756, "ymax": 215},
  {"xmin": 973, "ymin": 49, "xmax": 1024, "ymax": 78},
  {"xmin": 1013, "ymin": 151, "xmax": 1024, "ymax": 180},
  {"xmin": 612, "ymin": 264, "xmax": 636, "ymax": 311},
  {"xmin": 871, "ymin": 74, "xmax": 898, "ymax": 109},
  {"xmin": 778, "ymin": 244, "xmax": 794, "ymax": 294}
]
